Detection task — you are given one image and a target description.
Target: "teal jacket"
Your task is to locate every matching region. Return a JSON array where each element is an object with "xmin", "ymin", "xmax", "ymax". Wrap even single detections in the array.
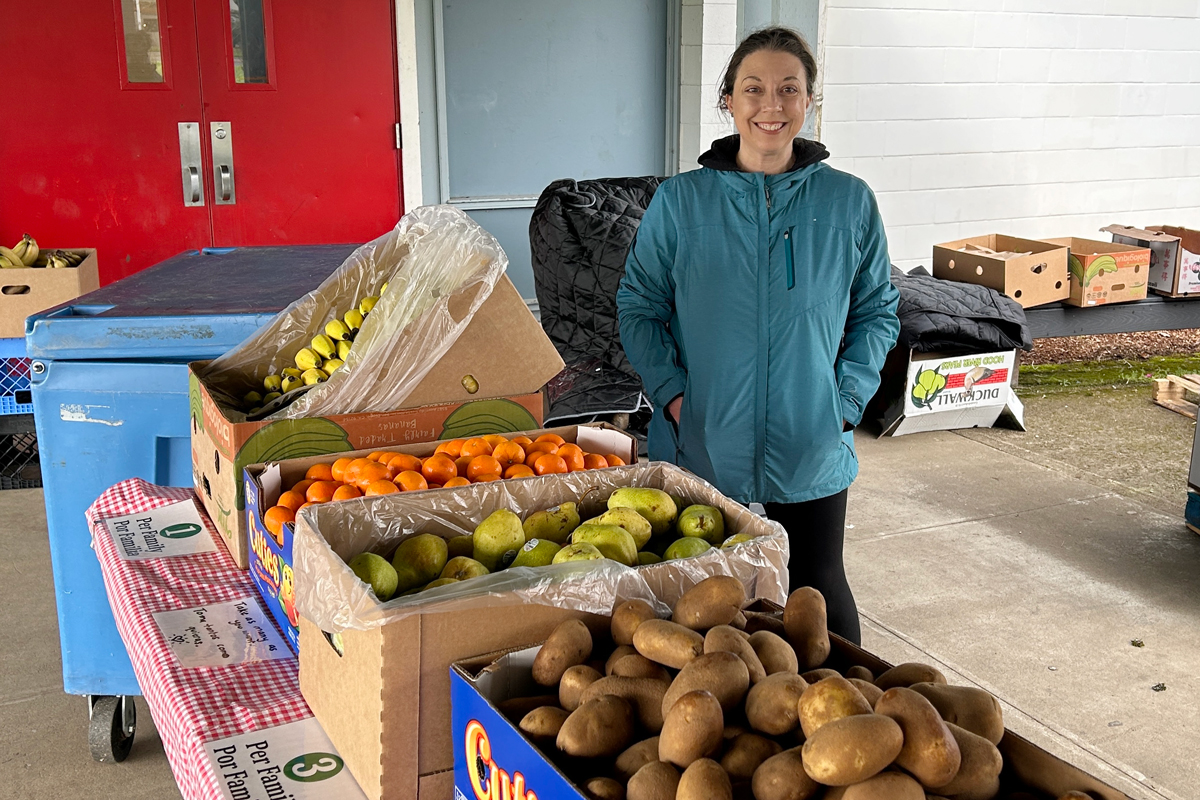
[{"xmin": 616, "ymin": 136, "xmax": 900, "ymax": 504}]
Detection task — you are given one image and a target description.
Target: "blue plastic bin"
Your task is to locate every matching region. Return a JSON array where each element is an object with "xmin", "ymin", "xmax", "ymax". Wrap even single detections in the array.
[{"xmin": 26, "ymin": 245, "xmax": 354, "ymax": 699}]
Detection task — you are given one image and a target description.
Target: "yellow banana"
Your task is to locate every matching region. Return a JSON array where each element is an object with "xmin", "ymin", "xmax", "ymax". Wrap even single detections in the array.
[
  {"xmin": 301, "ymin": 368, "xmax": 328, "ymax": 386},
  {"xmin": 18, "ymin": 235, "xmax": 38, "ymax": 266},
  {"xmin": 263, "ymin": 374, "xmax": 283, "ymax": 393},
  {"xmin": 281, "ymin": 375, "xmax": 302, "ymax": 393},
  {"xmin": 262, "ymin": 391, "xmax": 282, "ymax": 404},
  {"xmin": 243, "ymin": 390, "xmax": 264, "ymax": 408},
  {"xmin": 295, "ymin": 348, "xmax": 322, "ymax": 371},
  {"xmin": 343, "ymin": 308, "xmax": 363, "ymax": 332},
  {"xmin": 380, "ymin": 280, "xmax": 389, "ymax": 295},
  {"xmin": 324, "ymin": 319, "xmax": 352, "ymax": 342},
  {"xmin": 0, "ymin": 246, "xmax": 25, "ymax": 267},
  {"xmin": 311, "ymin": 334, "xmax": 337, "ymax": 360},
  {"xmin": 322, "ymin": 358, "xmax": 344, "ymax": 373},
  {"xmin": 0, "ymin": 254, "xmax": 21, "ymax": 269},
  {"xmin": 336, "ymin": 339, "xmax": 352, "ymax": 361},
  {"xmin": 359, "ymin": 296, "xmax": 379, "ymax": 315},
  {"xmin": 281, "ymin": 367, "xmax": 303, "ymax": 379}
]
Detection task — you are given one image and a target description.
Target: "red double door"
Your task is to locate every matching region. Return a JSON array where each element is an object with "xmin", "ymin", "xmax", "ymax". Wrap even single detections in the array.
[{"xmin": 0, "ymin": 0, "xmax": 402, "ymax": 285}]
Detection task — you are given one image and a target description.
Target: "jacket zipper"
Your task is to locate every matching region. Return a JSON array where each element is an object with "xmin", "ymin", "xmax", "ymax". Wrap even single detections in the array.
[
  {"xmin": 765, "ymin": 186, "xmax": 771, "ymax": 209},
  {"xmin": 784, "ymin": 229, "xmax": 795, "ymax": 289}
]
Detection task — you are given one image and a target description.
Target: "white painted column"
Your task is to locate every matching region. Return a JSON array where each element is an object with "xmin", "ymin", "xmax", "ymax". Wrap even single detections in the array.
[{"xmin": 679, "ymin": 0, "xmax": 739, "ymax": 173}]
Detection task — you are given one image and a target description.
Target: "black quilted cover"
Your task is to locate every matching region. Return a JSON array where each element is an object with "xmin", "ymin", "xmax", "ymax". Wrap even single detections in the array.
[
  {"xmin": 530, "ymin": 176, "xmax": 665, "ymax": 425},
  {"xmin": 892, "ymin": 266, "xmax": 1033, "ymax": 352}
]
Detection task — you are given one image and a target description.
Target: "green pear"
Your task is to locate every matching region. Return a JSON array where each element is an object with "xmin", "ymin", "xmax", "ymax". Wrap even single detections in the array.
[
  {"xmin": 664, "ymin": 537, "xmax": 712, "ymax": 561},
  {"xmin": 521, "ymin": 502, "xmax": 581, "ymax": 544},
  {"xmin": 677, "ymin": 504, "xmax": 725, "ymax": 544},
  {"xmin": 571, "ymin": 523, "xmax": 638, "ymax": 566},
  {"xmin": 510, "ymin": 538, "xmax": 562, "ymax": 568},
  {"xmin": 348, "ymin": 552, "xmax": 399, "ymax": 601},
  {"xmin": 592, "ymin": 507, "xmax": 653, "ymax": 550},
  {"xmin": 392, "ymin": 533, "xmax": 449, "ymax": 592},
  {"xmin": 552, "ymin": 542, "xmax": 604, "ymax": 564},
  {"xmin": 440, "ymin": 556, "xmax": 490, "ymax": 581},
  {"xmin": 423, "ymin": 577, "xmax": 461, "ymax": 590},
  {"xmin": 720, "ymin": 533, "xmax": 755, "ymax": 550},
  {"xmin": 473, "ymin": 508, "xmax": 525, "ymax": 571},
  {"xmin": 447, "ymin": 535, "xmax": 475, "ymax": 559},
  {"xmin": 637, "ymin": 551, "xmax": 662, "ymax": 566},
  {"xmin": 607, "ymin": 487, "xmax": 677, "ymax": 537}
]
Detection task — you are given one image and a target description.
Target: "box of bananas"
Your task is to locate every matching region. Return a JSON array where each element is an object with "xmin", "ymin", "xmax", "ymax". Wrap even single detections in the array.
[
  {"xmin": 0, "ymin": 236, "xmax": 100, "ymax": 338},
  {"xmin": 189, "ymin": 205, "xmax": 564, "ymax": 568}
]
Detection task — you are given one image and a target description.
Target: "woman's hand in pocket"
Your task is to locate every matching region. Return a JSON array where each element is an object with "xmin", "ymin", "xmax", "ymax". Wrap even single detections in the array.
[{"xmin": 667, "ymin": 395, "xmax": 683, "ymax": 423}]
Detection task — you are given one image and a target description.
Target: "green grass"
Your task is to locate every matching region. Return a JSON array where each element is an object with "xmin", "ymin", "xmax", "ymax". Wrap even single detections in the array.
[{"xmin": 1017, "ymin": 354, "xmax": 1200, "ymax": 393}]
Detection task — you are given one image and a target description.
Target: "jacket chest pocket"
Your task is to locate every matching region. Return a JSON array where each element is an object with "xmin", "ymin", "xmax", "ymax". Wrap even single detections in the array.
[{"xmin": 777, "ymin": 225, "xmax": 853, "ymax": 315}]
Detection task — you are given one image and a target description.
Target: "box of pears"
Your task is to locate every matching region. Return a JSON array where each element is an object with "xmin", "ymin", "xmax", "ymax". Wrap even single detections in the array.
[
  {"xmin": 190, "ymin": 273, "xmax": 564, "ymax": 569},
  {"xmin": 243, "ymin": 423, "xmax": 639, "ymax": 653},
  {"xmin": 292, "ymin": 461, "xmax": 789, "ymax": 800}
]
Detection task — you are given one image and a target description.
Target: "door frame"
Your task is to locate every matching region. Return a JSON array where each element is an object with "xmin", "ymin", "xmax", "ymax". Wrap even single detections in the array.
[{"xmin": 396, "ymin": 0, "xmax": 681, "ymax": 212}]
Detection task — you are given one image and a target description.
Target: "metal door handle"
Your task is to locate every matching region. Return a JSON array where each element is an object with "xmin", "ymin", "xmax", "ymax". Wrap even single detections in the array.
[
  {"xmin": 178, "ymin": 123, "xmax": 204, "ymax": 206},
  {"xmin": 188, "ymin": 167, "xmax": 201, "ymax": 203},
  {"xmin": 210, "ymin": 122, "xmax": 236, "ymax": 205}
]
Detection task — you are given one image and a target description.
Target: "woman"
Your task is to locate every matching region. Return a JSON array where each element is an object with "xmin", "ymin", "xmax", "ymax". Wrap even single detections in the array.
[{"xmin": 616, "ymin": 27, "xmax": 899, "ymax": 644}]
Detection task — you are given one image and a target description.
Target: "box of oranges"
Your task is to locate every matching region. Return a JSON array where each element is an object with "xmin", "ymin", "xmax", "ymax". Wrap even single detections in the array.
[{"xmin": 243, "ymin": 423, "xmax": 638, "ymax": 652}]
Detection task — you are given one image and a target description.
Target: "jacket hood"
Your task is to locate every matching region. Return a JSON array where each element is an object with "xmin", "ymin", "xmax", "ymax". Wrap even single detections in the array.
[{"xmin": 698, "ymin": 134, "xmax": 829, "ymax": 173}]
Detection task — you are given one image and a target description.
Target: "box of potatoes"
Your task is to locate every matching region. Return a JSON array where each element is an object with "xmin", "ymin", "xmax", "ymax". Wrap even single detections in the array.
[
  {"xmin": 294, "ymin": 462, "xmax": 790, "ymax": 800},
  {"xmin": 452, "ymin": 580, "xmax": 1127, "ymax": 800}
]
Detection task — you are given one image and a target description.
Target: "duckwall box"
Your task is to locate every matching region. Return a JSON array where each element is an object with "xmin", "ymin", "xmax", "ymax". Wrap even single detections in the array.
[{"xmin": 451, "ymin": 631, "xmax": 1128, "ymax": 800}]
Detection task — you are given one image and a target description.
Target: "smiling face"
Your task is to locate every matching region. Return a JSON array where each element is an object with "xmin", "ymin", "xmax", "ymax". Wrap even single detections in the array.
[{"xmin": 724, "ymin": 48, "xmax": 810, "ymax": 173}]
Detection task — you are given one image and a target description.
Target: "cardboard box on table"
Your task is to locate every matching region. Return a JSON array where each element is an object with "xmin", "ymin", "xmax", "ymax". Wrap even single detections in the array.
[
  {"xmin": 190, "ymin": 274, "xmax": 565, "ymax": 568},
  {"xmin": 0, "ymin": 248, "xmax": 100, "ymax": 338},
  {"xmin": 451, "ymin": 627, "xmax": 1128, "ymax": 800},
  {"xmin": 244, "ymin": 422, "xmax": 639, "ymax": 653},
  {"xmin": 878, "ymin": 348, "xmax": 1024, "ymax": 436},
  {"xmin": 1042, "ymin": 237, "xmax": 1151, "ymax": 307},
  {"xmin": 293, "ymin": 462, "xmax": 790, "ymax": 800},
  {"xmin": 1102, "ymin": 224, "xmax": 1200, "ymax": 299},
  {"xmin": 933, "ymin": 235, "xmax": 1069, "ymax": 308}
]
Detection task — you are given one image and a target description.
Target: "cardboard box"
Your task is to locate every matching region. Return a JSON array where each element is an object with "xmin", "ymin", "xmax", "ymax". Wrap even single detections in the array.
[
  {"xmin": 243, "ymin": 423, "xmax": 639, "ymax": 653},
  {"xmin": 191, "ymin": 274, "xmax": 565, "ymax": 568},
  {"xmin": 1103, "ymin": 224, "xmax": 1200, "ymax": 298},
  {"xmin": 933, "ymin": 235, "xmax": 1069, "ymax": 308},
  {"xmin": 296, "ymin": 462, "xmax": 788, "ymax": 800},
  {"xmin": 451, "ymin": 635, "xmax": 1128, "ymax": 800},
  {"xmin": 0, "ymin": 248, "xmax": 99, "ymax": 338},
  {"xmin": 879, "ymin": 348, "xmax": 1025, "ymax": 437},
  {"xmin": 1043, "ymin": 237, "xmax": 1150, "ymax": 307}
]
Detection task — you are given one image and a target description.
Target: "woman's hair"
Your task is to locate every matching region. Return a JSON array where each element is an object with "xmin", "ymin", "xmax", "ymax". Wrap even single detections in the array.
[{"xmin": 719, "ymin": 26, "xmax": 817, "ymax": 111}]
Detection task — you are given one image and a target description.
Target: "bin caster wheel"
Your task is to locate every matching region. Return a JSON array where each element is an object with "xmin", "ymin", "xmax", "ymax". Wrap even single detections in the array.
[{"xmin": 89, "ymin": 695, "xmax": 136, "ymax": 763}]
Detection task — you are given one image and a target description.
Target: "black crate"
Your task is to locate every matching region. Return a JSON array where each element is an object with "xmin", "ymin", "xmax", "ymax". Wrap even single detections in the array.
[{"xmin": 1, "ymin": 430, "xmax": 41, "ymax": 490}]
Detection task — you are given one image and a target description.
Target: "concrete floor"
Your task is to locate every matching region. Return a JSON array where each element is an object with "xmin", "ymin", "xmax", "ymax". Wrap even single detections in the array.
[{"xmin": 1, "ymin": 385, "xmax": 1196, "ymax": 800}]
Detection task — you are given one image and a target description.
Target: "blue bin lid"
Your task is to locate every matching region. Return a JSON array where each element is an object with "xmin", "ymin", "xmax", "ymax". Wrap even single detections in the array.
[{"xmin": 25, "ymin": 244, "xmax": 357, "ymax": 361}]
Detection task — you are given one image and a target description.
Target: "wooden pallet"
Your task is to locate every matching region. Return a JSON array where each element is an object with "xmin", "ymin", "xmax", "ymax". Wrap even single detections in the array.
[{"xmin": 1151, "ymin": 374, "xmax": 1200, "ymax": 419}]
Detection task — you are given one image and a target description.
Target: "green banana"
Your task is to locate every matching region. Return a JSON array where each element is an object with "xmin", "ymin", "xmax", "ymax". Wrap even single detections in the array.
[
  {"xmin": 322, "ymin": 358, "xmax": 344, "ymax": 373},
  {"xmin": 295, "ymin": 348, "xmax": 322, "ymax": 371},
  {"xmin": 13, "ymin": 235, "xmax": 38, "ymax": 266},
  {"xmin": 263, "ymin": 374, "xmax": 283, "ymax": 393},
  {"xmin": 359, "ymin": 295, "xmax": 378, "ymax": 315},
  {"xmin": 281, "ymin": 375, "xmax": 302, "ymax": 393},
  {"xmin": 47, "ymin": 254, "xmax": 70, "ymax": 269},
  {"xmin": 336, "ymin": 339, "xmax": 352, "ymax": 361},
  {"xmin": 0, "ymin": 245, "xmax": 25, "ymax": 267},
  {"xmin": 311, "ymin": 334, "xmax": 337, "ymax": 360},
  {"xmin": 324, "ymin": 318, "xmax": 352, "ymax": 341},
  {"xmin": 343, "ymin": 308, "xmax": 364, "ymax": 332},
  {"xmin": 262, "ymin": 391, "xmax": 282, "ymax": 404},
  {"xmin": 243, "ymin": 390, "xmax": 264, "ymax": 408},
  {"xmin": 0, "ymin": 253, "xmax": 21, "ymax": 269},
  {"xmin": 301, "ymin": 368, "xmax": 328, "ymax": 386}
]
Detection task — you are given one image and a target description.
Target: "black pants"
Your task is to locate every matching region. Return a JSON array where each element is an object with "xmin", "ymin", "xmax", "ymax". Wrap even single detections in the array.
[{"xmin": 764, "ymin": 489, "xmax": 860, "ymax": 645}]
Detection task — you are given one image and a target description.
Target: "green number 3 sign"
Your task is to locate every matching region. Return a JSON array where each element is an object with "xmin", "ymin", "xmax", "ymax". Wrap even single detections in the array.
[{"xmin": 283, "ymin": 752, "xmax": 344, "ymax": 783}]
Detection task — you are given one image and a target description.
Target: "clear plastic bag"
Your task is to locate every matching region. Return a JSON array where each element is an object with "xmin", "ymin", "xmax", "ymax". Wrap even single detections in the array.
[
  {"xmin": 293, "ymin": 462, "xmax": 790, "ymax": 633},
  {"xmin": 201, "ymin": 205, "xmax": 506, "ymax": 419}
]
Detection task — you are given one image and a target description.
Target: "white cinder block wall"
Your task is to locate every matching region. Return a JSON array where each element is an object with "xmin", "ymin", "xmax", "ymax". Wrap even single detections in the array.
[
  {"xmin": 680, "ymin": 0, "xmax": 739, "ymax": 172},
  {"xmin": 816, "ymin": 1, "xmax": 1200, "ymax": 270}
]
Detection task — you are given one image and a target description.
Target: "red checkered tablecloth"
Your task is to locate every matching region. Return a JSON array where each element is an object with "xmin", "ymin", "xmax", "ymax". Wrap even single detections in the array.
[{"xmin": 87, "ymin": 478, "xmax": 311, "ymax": 800}]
